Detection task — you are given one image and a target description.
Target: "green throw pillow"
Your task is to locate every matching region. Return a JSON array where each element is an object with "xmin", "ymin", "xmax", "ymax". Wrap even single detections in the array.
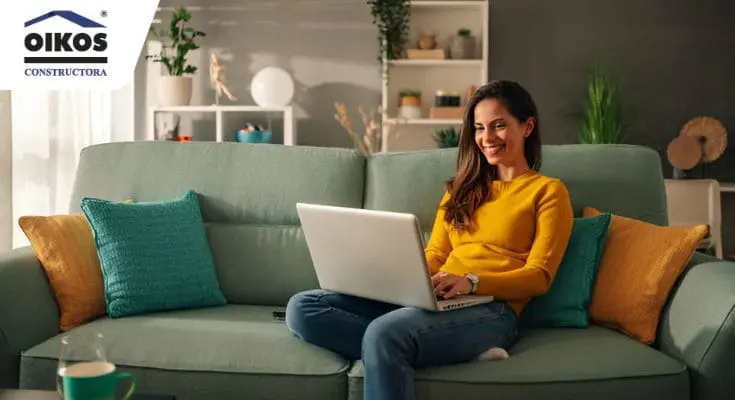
[
  {"xmin": 81, "ymin": 190, "xmax": 227, "ymax": 318},
  {"xmin": 520, "ymin": 212, "xmax": 611, "ymax": 328}
]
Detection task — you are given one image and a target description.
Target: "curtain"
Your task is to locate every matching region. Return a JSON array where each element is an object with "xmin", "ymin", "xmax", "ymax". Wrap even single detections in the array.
[{"xmin": 11, "ymin": 89, "xmax": 134, "ymax": 248}]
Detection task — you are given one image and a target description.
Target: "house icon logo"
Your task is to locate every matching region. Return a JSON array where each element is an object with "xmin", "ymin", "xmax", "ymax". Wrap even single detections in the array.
[
  {"xmin": 23, "ymin": 10, "xmax": 108, "ymax": 64},
  {"xmin": 25, "ymin": 11, "xmax": 106, "ymax": 28}
]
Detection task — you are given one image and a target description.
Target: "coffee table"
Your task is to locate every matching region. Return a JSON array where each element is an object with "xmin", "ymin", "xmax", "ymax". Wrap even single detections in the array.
[{"xmin": 0, "ymin": 389, "xmax": 175, "ymax": 399}]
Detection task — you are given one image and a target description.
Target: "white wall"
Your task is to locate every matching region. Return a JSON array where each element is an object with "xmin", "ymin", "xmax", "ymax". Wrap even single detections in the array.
[
  {"xmin": 143, "ymin": 0, "xmax": 381, "ymax": 147},
  {"xmin": 0, "ymin": 91, "xmax": 11, "ymax": 250}
]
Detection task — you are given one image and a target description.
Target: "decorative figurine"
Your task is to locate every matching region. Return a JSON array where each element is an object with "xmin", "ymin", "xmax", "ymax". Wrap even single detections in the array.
[{"xmin": 209, "ymin": 53, "xmax": 237, "ymax": 105}]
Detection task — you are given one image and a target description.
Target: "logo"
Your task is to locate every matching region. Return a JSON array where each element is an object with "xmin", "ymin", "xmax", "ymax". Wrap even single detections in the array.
[
  {"xmin": 0, "ymin": 0, "xmax": 160, "ymax": 90},
  {"xmin": 24, "ymin": 10, "xmax": 108, "ymax": 65}
]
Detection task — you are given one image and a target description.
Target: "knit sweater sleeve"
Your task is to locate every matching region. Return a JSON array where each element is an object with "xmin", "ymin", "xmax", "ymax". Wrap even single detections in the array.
[
  {"xmin": 475, "ymin": 180, "xmax": 574, "ymax": 299},
  {"xmin": 424, "ymin": 191, "xmax": 452, "ymax": 275}
]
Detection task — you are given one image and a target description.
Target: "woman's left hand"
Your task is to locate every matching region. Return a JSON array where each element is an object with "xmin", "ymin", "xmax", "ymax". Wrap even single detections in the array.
[{"xmin": 431, "ymin": 272, "xmax": 472, "ymax": 299}]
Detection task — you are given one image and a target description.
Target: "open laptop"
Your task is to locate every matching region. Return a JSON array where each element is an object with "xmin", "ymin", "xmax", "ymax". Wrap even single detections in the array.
[{"xmin": 295, "ymin": 202, "xmax": 494, "ymax": 312}]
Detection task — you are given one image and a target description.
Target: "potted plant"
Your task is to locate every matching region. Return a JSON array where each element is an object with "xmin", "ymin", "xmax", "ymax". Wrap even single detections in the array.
[
  {"xmin": 399, "ymin": 90, "xmax": 421, "ymax": 106},
  {"xmin": 433, "ymin": 127, "xmax": 461, "ymax": 148},
  {"xmin": 398, "ymin": 90, "xmax": 421, "ymax": 119},
  {"xmin": 367, "ymin": 0, "xmax": 411, "ymax": 77},
  {"xmin": 449, "ymin": 28, "xmax": 475, "ymax": 59},
  {"xmin": 577, "ymin": 66, "xmax": 627, "ymax": 144},
  {"xmin": 146, "ymin": 7, "xmax": 206, "ymax": 106}
]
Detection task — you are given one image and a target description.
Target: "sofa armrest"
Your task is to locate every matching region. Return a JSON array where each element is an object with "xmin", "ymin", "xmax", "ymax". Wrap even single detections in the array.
[
  {"xmin": 0, "ymin": 247, "xmax": 59, "ymax": 388},
  {"xmin": 658, "ymin": 252, "xmax": 735, "ymax": 400}
]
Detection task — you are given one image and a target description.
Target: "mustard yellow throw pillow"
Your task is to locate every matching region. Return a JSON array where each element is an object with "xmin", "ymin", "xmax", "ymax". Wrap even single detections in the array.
[
  {"xmin": 583, "ymin": 207, "xmax": 708, "ymax": 344},
  {"xmin": 19, "ymin": 214, "xmax": 106, "ymax": 331}
]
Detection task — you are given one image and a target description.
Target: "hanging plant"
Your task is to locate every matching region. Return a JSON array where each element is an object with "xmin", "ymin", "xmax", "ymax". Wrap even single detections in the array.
[{"xmin": 367, "ymin": 0, "xmax": 411, "ymax": 75}]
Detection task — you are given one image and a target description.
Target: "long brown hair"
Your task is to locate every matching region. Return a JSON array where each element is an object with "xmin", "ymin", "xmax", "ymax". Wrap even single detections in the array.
[{"xmin": 443, "ymin": 80, "xmax": 542, "ymax": 231}]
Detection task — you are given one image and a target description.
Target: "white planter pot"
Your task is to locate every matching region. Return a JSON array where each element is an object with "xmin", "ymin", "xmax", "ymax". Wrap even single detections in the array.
[
  {"xmin": 449, "ymin": 36, "xmax": 476, "ymax": 59},
  {"xmin": 159, "ymin": 76, "xmax": 193, "ymax": 106},
  {"xmin": 399, "ymin": 105, "xmax": 422, "ymax": 119}
]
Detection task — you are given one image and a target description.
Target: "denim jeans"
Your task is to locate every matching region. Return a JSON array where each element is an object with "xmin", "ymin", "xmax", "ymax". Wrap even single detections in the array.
[{"xmin": 285, "ymin": 289, "xmax": 518, "ymax": 400}]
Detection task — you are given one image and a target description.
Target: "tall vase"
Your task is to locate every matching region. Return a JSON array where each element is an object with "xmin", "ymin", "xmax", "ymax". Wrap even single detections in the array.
[
  {"xmin": 159, "ymin": 76, "xmax": 193, "ymax": 106},
  {"xmin": 449, "ymin": 36, "xmax": 476, "ymax": 59}
]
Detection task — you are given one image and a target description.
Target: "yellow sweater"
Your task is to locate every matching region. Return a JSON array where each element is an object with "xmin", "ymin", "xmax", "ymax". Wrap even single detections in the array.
[{"xmin": 424, "ymin": 170, "xmax": 574, "ymax": 316}]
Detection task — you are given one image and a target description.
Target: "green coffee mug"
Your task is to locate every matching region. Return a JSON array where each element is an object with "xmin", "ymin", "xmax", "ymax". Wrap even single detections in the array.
[{"xmin": 61, "ymin": 361, "xmax": 135, "ymax": 400}]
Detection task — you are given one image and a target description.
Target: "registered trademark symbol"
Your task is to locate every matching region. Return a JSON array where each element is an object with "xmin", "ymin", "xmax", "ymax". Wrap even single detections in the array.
[{"xmin": 100, "ymin": 10, "xmax": 108, "ymax": 18}]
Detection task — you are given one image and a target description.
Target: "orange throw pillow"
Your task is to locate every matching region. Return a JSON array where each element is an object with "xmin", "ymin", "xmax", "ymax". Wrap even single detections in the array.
[
  {"xmin": 583, "ymin": 207, "xmax": 708, "ymax": 344},
  {"xmin": 19, "ymin": 214, "xmax": 106, "ymax": 331}
]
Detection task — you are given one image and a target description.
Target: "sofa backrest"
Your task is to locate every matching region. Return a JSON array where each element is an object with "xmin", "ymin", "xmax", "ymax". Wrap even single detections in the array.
[
  {"xmin": 69, "ymin": 142, "xmax": 667, "ymax": 307},
  {"xmin": 363, "ymin": 144, "xmax": 668, "ymax": 229},
  {"xmin": 69, "ymin": 141, "xmax": 364, "ymax": 306}
]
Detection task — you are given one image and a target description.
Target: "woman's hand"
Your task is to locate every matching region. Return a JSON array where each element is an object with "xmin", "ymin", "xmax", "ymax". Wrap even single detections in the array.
[{"xmin": 431, "ymin": 271, "xmax": 472, "ymax": 299}]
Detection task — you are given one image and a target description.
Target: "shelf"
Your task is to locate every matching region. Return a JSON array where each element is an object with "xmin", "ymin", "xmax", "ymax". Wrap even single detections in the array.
[
  {"xmin": 385, "ymin": 118, "xmax": 463, "ymax": 125},
  {"xmin": 388, "ymin": 59, "xmax": 482, "ymax": 67},
  {"xmin": 380, "ymin": 0, "xmax": 487, "ymax": 152},
  {"xmin": 151, "ymin": 105, "xmax": 291, "ymax": 113},
  {"xmin": 147, "ymin": 105, "xmax": 295, "ymax": 145}
]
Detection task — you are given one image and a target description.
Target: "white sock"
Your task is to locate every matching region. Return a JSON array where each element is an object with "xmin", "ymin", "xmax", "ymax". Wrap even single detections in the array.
[{"xmin": 477, "ymin": 347, "xmax": 509, "ymax": 361}]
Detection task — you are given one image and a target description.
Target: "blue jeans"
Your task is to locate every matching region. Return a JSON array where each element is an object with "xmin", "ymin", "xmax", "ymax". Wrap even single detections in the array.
[{"xmin": 285, "ymin": 289, "xmax": 518, "ymax": 400}]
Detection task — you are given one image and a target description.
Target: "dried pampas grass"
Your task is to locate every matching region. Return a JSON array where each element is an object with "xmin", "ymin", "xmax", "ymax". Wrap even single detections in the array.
[{"xmin": 334, "ymin": 102, "xmax": 402, "ymax": 155}]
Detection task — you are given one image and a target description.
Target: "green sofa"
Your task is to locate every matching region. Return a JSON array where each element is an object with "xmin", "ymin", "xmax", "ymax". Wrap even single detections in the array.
[{"xmin": 1, "ymin": 142, "xmax": 733, "ymax": 400}]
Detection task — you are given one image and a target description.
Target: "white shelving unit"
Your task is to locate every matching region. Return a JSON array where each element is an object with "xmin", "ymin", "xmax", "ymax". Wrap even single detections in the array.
[
  {"xmin": 147, "ymin": 105, "xmax": 296, "ymax": 145},
  {"xmin": 381, "ymin": 0, "xmax": 489, "ymax": 152}
]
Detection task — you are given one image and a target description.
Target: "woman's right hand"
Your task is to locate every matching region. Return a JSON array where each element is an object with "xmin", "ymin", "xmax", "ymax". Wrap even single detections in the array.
[{"xmin": 431, "ymin": 271, "xmax": 472, "ymax": 299}]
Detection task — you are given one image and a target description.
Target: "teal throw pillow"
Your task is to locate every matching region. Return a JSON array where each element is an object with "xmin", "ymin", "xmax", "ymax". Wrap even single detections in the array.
[
  {"xmin": 81, "ymin": 190, "xmax": 227, "ymax": 318},
  {"xmin": 520, "ymin": 212, "xmax": 611, "ymax": 328}
]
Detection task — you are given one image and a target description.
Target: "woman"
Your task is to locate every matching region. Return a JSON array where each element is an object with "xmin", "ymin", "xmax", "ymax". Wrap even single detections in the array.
[{"xmin": 285, "ymin": 80, "xmax": 574, "ymax": 400}]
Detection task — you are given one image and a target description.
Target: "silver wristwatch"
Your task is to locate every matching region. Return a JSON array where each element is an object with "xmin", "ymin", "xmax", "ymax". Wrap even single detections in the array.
[{"xmin": 465, "ymin": 273, "xmax": 479, "ymax": 294}]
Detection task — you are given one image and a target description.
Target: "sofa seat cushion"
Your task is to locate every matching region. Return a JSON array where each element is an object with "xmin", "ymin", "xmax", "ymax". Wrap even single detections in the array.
[
  {"xmin": 347, "ymin": 326, "xmax": 688, "ymax": 400},
  {"xmin": 19, "ymin": 305, "xmax": 350, "ymax": 400}
]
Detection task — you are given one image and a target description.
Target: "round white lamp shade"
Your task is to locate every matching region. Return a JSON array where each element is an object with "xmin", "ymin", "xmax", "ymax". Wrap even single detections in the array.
[{"xmin": 250, "ymin": 67, "xmax": 294, "ymax": 107}]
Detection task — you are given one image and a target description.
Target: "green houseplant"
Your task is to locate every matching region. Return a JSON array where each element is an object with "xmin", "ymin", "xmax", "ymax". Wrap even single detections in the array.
[
  {"xmin": 578, "ymin": 66, "xmax": 627, "ymax": 144},
  {"xmin": 367, "ymin": 0, "xmax": 411, "ymax": 77},
  {"xmin": 146, "ymin": 6, "xmax": 206, "ymax": 106},
  {"xmin": 433, "ymin": 127, "xmax": 460, "ymax": 148}
]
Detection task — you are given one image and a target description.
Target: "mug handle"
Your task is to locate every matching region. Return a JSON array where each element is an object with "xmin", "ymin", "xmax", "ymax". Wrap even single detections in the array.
[{"xmin": 115, "ymin": 372, "xmax": 136, "ymax": 400}]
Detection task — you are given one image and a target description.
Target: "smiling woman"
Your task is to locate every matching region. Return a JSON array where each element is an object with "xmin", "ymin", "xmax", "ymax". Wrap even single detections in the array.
[
  {"xmin": 285, "ymin": 80, "xmax": 575, "ymax": 400},
  {"xmin": 444, "ymin": 80, "xmax": 543, "ymax": 230},
  {"xmin": 429, "ymin": 81, "xmax": 573, "ymax": 316}
]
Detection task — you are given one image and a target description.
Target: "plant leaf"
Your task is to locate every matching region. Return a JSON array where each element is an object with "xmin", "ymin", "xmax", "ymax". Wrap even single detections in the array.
[{"xmin": 578, "ymin": 66, "xmax": 626, "ymax": 144}]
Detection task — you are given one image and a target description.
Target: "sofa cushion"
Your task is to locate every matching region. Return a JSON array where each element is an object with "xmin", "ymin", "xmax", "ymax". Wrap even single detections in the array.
[
  {"xmin": 520, "ymin": 212, "xmax": 612, "ymax": 328},
  {"xmin": 347, "ymin": 326, "xmax": 687, "ymax": 400},
  {"xmin": 363, "ymin": 145, "xmax": 668, "ymax": 231},
  {"xmin": 68, "ymin": 142, "xmax": 366, "ymax": 226},
  {"xmin": 205, "ymin": 224, "xmax": 319, "ymax": 306},
  {"xmin": 20, "ymin": 305, "xmax": 349, "ymax": 400},
  {"xmin": 364, "ymin": 148, "xmax": 456, "ymax": 233},
  {"xmin": 17, "ymin": 213, "xmax": 107, "ymax": 332},
  {"xmin": 81, "ymin": 190, "xmax": 227, "ymax": 318},
  {"xmin": 583, "ymin": 207, "xmax": 708, "ymax": 344}
]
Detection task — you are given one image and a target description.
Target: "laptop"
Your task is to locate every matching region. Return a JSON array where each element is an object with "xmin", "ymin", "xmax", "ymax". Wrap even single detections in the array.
[{"xmin": 295, "ymin": 202, "xmax": 494, "ymax": 312}]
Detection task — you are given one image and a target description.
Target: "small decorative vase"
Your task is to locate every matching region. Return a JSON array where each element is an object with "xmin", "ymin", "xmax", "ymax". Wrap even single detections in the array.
[
  {"xmin": 159, "ymin": 76, "xmax": 193, "ymax": 106},
  {"xmin": 449, "ymin": 35, "xmax": 476, "ymax": 59},
  {"xmin": 236, "ymin": 130, "xmax": 273, "ymax": 144},
  {"xmin": 417, "ymin": 34, "xmax": 437, "ymax": 50}
]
